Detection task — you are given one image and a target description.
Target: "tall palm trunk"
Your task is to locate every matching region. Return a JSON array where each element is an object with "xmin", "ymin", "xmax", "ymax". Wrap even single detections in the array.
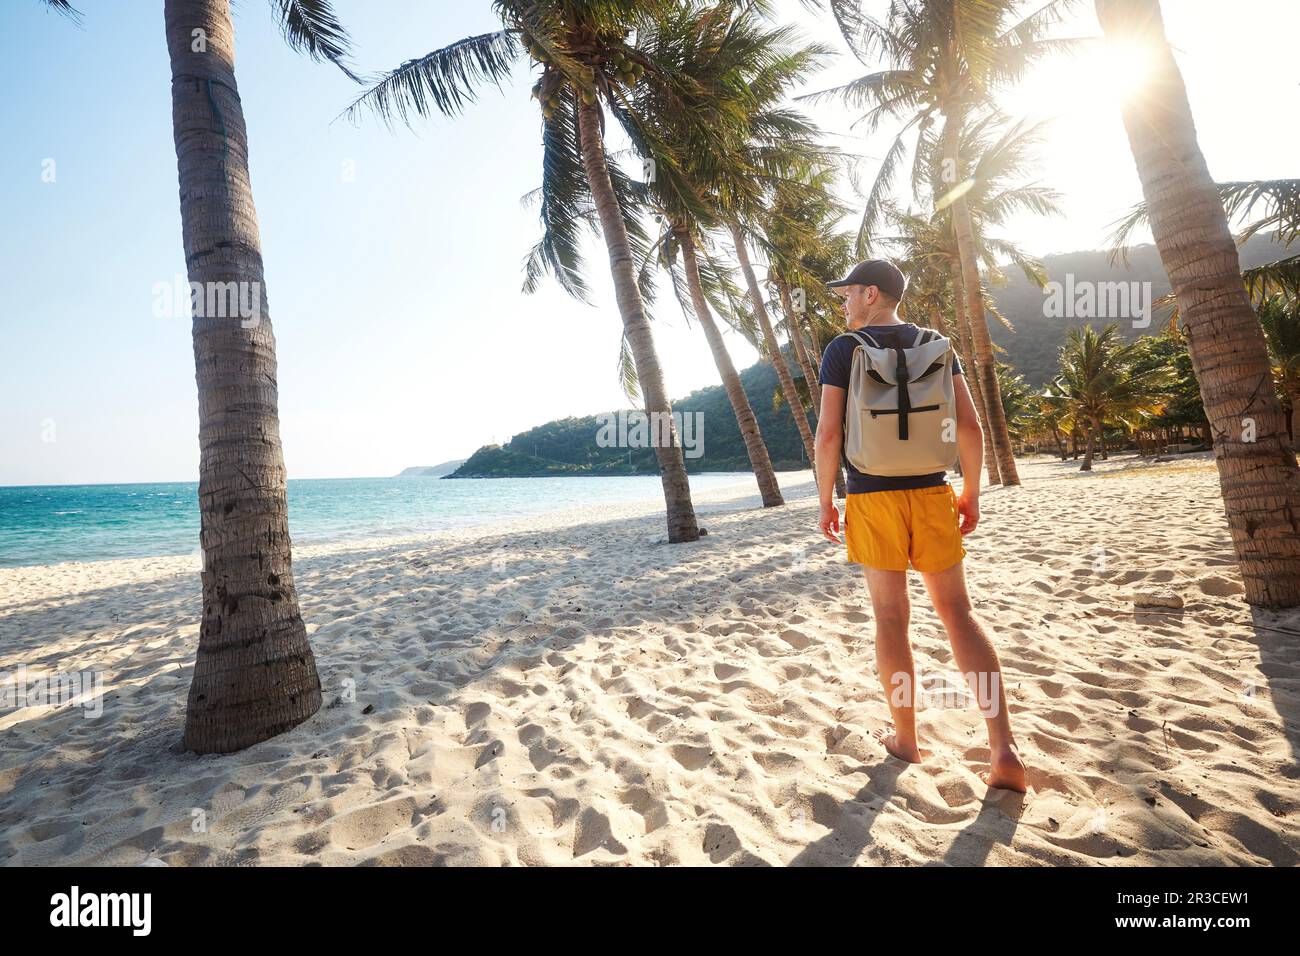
[
  {"xmin": 679, "ymin": 228, "xmax": 783, "ymax": 507},
  {"xmin": 952, "ymin": 269, "xmax": 1001, "ymax": 485},
  {"xmin": 166, "ymin": 0, "xmax": 320, "ymax": 753},
  {"xmin": 778, "ymin": 283, "xmax": 822, "ymax": 416},
  {"xmin": 577, "ymin": 103, "xmax": 699, "ymax": 542},
  {"xmin": 779, "ymin": 282, "xmax": 846, "ymax": 498},
  {"xmin": 729, "ymin": 222, "xmax": 817, "ymax": 470},
  {"xmin": 942, "ymin": 116, "xmax": 1020, "ymax": 485},
  {"xmin": 1097, "ymin": 0, "xmax": 1300, "ymax": 607}
]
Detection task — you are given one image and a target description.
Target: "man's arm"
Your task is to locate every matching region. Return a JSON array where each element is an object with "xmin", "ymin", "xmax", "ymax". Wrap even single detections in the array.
[
  {"xmin": 953, "ymin": 374, "xmax": 983, "ymax": 535},
  {"xmin": 816, "ymin": 384, "xmax": 847, "ymax": 542}
]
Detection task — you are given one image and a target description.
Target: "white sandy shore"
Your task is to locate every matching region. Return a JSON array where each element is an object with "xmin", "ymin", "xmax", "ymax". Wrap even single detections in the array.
[{"xmin": 1, "ymin": 455, "xmax": 1298, "ymax": 866}]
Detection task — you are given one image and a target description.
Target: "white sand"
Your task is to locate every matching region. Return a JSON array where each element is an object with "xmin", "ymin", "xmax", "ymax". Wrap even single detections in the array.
[{"xmin": 2, "ymin": 455, "xmax": 1298, "ymax": 866}]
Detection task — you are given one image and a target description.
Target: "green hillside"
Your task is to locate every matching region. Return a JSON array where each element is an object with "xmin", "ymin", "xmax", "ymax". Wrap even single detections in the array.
[
  {"xmin": 449, "ymin": 355, "xmax": 814, "ymax": 477},
  {"xmin": 987, "ymin": 234, "xmax": 1291, "ymax": 385}
]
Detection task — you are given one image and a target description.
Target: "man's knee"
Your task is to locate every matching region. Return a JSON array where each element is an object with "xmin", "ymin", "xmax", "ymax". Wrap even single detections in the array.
[{"xmin": 872, "ymin": 601, "xmax": 910, "ymax": 636}]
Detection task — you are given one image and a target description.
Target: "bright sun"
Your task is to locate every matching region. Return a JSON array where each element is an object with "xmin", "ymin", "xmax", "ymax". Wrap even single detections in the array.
[{"xmin": 1004, "ymin": 37, "xmax": 1156, "ymax": 121}]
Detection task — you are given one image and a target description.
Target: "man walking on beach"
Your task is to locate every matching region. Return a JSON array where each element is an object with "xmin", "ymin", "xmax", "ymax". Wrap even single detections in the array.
[{"xmin": 814, "ymin": 260, "xmax": 1027, "ymax": 792}]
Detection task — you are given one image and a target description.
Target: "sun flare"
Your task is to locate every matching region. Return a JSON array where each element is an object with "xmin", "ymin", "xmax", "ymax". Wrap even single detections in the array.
[{"xmin": 1005, "ymin": 36, "xmax": 1156, "ymax": 120}]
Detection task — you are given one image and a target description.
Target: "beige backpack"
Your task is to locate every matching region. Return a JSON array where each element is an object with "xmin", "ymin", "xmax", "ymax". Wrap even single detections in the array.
[{"xmin": 844, "ymin": 327, "xmax": 959, "ymax": 477}]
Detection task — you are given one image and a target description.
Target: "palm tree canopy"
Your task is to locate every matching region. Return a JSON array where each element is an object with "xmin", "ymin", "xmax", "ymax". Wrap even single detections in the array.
[{"xmin": 801, "ymin": 0, "xmax": 1082, "ymax": 248}]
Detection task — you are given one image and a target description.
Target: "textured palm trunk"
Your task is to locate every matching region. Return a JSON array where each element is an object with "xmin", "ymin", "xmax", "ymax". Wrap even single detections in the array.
[
  {"xmin": 778, "ymin": 283, "xmax": 822, "ymax": 418},
  {"xmin": 679, "ymin": 229, "xmax": 783, "ymax": 507},
  {"xmin": 942, "ymin": 116, "xmax": 1020, "ymax": 486},
  {"xmin": 729, "ymin": 222, "xmax": 817, "ymax": 470},
  {"xmin": 780, "ymin": 284, "xmax": 845, "ymax": 498},
  {"xmin": 577, "ymin": 103, "xmax": 699, "ymax": 542},
  {"xmin": 803, "ymin": 322, "xmax": 847, "ymax": 498},
  {"xmin": 166, "ymin": 0, "xmax": 320, "ymax": 753},
  {"xmin": 951, "ymin": 269, "xmax": 1001, "ymax": 485},
  {"xmin": 1097, "ymin": 0, "xmax": 1300, "ymax": 606}
]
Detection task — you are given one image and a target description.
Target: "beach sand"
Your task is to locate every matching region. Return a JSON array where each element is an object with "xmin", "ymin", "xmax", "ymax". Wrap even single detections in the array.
[{"xmin": 1, "ymin": 454, "xmax": 1297, "ymax": 866}]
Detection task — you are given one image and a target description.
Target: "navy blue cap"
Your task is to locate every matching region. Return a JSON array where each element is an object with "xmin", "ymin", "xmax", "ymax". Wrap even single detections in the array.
[{"xmin": 827, "ymin": 259, "xmax": 907, "ymax": 300}]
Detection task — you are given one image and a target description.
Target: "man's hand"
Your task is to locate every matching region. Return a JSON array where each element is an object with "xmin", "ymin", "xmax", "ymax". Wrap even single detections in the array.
[
  {"xmin": 819, "ymin": 501, "xmax": 842, "ymax": 543},
  {"xmin": 957, "ymin": 492, "xmax": 980, "ymax": 536}
]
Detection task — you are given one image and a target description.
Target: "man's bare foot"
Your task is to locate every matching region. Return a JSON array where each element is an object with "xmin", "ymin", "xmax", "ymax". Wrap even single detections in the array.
[
  {"xmin": 985, "ymin": 744, "xmax": 1027, "ymax": 793},
  {"xmin": 872, "ymin": 727, "xmax": 921, "ymax": 763}
]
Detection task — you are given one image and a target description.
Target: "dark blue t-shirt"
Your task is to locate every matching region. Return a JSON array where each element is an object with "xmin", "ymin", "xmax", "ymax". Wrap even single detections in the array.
[{"xmin": 818, "ymin": 322, "xmax": 964, "ymax": 494}]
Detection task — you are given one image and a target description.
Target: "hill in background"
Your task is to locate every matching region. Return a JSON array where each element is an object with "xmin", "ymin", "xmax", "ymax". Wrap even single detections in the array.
[
  {"xmin": 988, "ymin": 233, "xmax": 1290, "ymax": 385},
  {"xmin": 396, "ymin": 460, "xmax": 466, "ymax": 478}
]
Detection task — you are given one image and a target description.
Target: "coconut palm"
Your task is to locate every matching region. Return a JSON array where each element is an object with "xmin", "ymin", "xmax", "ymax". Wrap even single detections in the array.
[
  {"xmin": 1257, "ymin": 296, "xmax": 1300, "ymax": 442},
  {"xmin": 1095, "ymin": 0, "xmax": 1300, "ymax": 606},
  {"xmin": 723, "ymin": 218, "xmax": 816, "ymax": 471},
  {"xmin": 626, "ymin": 5, "xmax": 834, "ymax": 509},
  {"xmin": 808, "ymin": 0, "xmax": 1079, "ymax": 486},
  {"xmin": 1051, "ymin": 324, "xmax": 1170, "ymax": 471},
  {"xmin": 349, "ymin": 1, "xmax": 702, "ymax": 542},
  {"xmin": 44, "ymin": 0, "xmax": 357, "ymax": 752},
  {"xmin": 613, "ymin": 2, "xmax": 833, "ymax": 486},
  {"xmin": 873, "ymin": 112, "xmax": 1058, "ymax": 485},
  {"xmin": 761, "ymin": 164, "xmax": 852, "ymax": 421}
]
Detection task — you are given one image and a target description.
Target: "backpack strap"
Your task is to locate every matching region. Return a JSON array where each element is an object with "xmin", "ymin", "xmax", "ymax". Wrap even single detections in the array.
[
  {"xmin": 848, "ymin": 328, "xmax": 883, "ymax": 350},
  {"xmin": 894, "ymin": 342, "xmax": 911, "ymax": 441}
]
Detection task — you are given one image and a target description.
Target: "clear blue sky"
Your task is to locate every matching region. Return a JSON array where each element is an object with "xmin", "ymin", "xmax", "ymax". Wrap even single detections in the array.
[{"xmin": 2, "ymin": 0, "xmax": 1296, "ymax": 485}]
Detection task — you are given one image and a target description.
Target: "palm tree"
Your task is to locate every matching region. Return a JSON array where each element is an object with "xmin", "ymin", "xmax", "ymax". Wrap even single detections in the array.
[
  {"xmin": 810, "ymin": 0, "xmax": 1078, "ymax": 487},
  {"xmin": 627, "ymin": 3, "xmax": 830, "ymax": 509},
  {"xmin": 875, "ymin": 112, "xmax": 1058, "ymax": 486},
  {"xmin": 616, "ymin": 3, "xmax": 833, "ymax": 487},
  {"xmin": 665, "ymin": 226, "xmax": 783, "ymax": 506},
  {"xmin": 1095, "ymin": 0, "xmax": 1300, "ymax": 607},
  {"xmin": 1051, "ymin": 324, "xmax": 1170, "ymax": 471},
  {"xmin": 761, "ymin": 164, "xmax": 850, "ymax": 424},
  {"xmin": 1257, "ymin": 296, "xmax": 1300, "ymax": 442},
  {"xmin": 730, "ymin": 223, "xmax": 818, "ymax": 472},
  {"xmin": 349, "ymin": 1, "xmax": 700, "ymax": 542},
  {"xmin": 45, "ymin": 0, "xmax": 357, "ymax": 752}
]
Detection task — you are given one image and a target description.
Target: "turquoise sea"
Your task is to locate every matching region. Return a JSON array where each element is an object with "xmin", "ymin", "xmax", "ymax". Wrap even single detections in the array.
[{"xmin": 0, "ymin": 473, "xmax": 757, "ymax": 568}]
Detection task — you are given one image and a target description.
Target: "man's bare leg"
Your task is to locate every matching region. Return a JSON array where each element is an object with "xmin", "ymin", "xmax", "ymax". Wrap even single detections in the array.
[
  {"xmin": 863, "ymin": 568, "xmax": 920, "ymax": 763},
  {"xmin": 920, "ymin": 561, "xmax": 1027, "ymax": 792}
]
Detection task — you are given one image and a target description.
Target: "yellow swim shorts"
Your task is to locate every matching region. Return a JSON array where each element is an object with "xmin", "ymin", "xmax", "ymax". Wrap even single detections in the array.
[{"xmin": 843, "ymin": 485, "xmax": 965, "ymax": 573}]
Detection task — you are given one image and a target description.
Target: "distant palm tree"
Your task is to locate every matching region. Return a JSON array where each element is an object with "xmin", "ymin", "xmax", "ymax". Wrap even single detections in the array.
[
  {"xmin": 349, "ymin": 1, "xmax": 702, "ymax": 542},
  {"xmin": 44, "ymin": 0, "xmax": 357, "ymax": 752},
  {"xmin": 876, "ymin": 114, "xmax": 1059, "ymax": 485},
  {"xmin": 1257, "ymin": 296, "xmax": 1300, "ymax": 442},
  {"xmin": 1051, "ymin": 324, "xmax": 1170, "ymax": 471},
  {"xmin": 631, "ymin": 5, "xmax": 831, "ymax": 508},
  {"xmin": 1096, "ymin": 0, "xmax": 1300, "ymax": 607},
  {"xmin": 762, "ymin": 163, "xmax": 851, "ymax": 424},
  {"xmin": 730, "ymin": 224, "xmax": 818, "ymax": 473},
  {"xmin": 808, "ymin": 0, "xmax": 1077, "ymax": 486}
]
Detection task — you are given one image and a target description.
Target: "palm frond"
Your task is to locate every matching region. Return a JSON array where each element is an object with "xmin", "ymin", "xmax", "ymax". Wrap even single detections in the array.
[
  {"xmin": 271, "ymin": 0, "xmax": 358, "ymax": 79},
  {"xmin": 344, "ymin": 30, "xmax": 519, "ymax": 127}
]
